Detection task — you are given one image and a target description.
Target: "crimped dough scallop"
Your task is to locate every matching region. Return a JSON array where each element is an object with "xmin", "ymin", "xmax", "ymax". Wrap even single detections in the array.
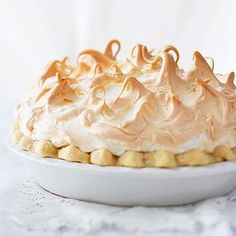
[
  {"xmin": 90, "ymin": 148, "xmax": 116, "ymax": 166},
  {"xmin": 34, "ymin": 140, "xmax": 58, "ymax": 158},
  {"xmin": 58, "ymin": 145, "xmax": 90, "ymax": 163},
  {"xmin": 18, "ymin": 135, "xmax": 34, "ymax": 151},
  {"xmin": 117, "ymin": 151, "xmax": 145, "ymax": 167},
  {"xmin": 176, "ymin": 149, "xmax": 213, "ymax": 166},
  {"xmin": 144, "ymin": 151, "xmax": 177, "ymax": 168},
  {"xmin": 213, "ymin": 145, "xmax": 236, "ymax": 161}
]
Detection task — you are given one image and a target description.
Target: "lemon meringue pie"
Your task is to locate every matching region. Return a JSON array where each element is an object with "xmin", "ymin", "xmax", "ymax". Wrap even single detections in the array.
[{"xmin": 12, "ymin": 40, "xmax": 236, "ymax": 167}]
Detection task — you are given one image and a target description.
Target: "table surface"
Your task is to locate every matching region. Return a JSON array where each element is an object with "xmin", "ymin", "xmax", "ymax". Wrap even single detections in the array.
[{"xmin": 0, "ymin": 101, "xmax": 235, "ymax": 236}]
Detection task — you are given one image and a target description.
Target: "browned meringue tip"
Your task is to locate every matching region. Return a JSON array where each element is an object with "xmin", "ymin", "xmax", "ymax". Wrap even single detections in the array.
[
  {"xmin": 104, "ymin": 39, "xmax": 121, "ymax": 60},
  {"xmin": 226, "ymin": 72, "xmax": 235, "ymax": 88}
]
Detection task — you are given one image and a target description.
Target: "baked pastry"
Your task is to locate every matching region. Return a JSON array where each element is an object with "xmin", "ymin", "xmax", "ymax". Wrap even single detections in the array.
[{"xmin": 12, "ymin": 40, "xmax": 236, "ymax": 167}]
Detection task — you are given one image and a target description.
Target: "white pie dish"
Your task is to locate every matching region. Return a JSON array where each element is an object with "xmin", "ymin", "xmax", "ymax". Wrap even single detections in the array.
[{"xmin": 6, "ymin": 136, "xmax": 236, "ymax": 206}]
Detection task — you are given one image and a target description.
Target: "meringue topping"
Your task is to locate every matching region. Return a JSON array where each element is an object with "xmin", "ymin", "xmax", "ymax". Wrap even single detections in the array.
[{"xmin": 17, "ymin": 40, "xmax": 236, "ymax": 155}]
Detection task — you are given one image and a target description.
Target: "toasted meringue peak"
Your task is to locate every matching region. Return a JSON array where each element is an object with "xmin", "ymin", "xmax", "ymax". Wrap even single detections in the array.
[{"xmin": 17, "ymin": 40, "xmax": 236, "ymax": 155}]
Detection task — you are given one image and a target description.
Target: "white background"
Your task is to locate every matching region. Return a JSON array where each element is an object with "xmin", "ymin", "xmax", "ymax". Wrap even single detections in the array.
[
  {"xmin": 1, "ymin": 0, "xmax": 236, "ymax": 235},
  {"xmin": 1, "ymin": 0, "xmax": 236, "ymax": 104}
]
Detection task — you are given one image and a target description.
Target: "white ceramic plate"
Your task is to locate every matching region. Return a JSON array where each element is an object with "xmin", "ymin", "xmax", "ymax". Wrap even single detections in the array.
[{"xmin": 6, "ymin": 137, "xmax": 236, "ymax": 206}]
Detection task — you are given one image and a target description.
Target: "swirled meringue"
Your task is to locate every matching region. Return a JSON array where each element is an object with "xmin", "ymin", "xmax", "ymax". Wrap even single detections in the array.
[{"xmin": 17, "ymin": 40, "xmax": 236, "ymax": 155}]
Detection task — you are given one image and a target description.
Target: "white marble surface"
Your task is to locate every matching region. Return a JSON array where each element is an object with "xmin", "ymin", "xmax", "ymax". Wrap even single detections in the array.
[{"xmin": 1, "ymin": 101, "xmax": 236, "ymax": 236}]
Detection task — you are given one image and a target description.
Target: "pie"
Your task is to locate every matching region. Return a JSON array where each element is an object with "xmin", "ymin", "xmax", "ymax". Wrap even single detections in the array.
[{"xmin": 12, "ymin": 40, "xmax": 236, "ymax": 167}]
